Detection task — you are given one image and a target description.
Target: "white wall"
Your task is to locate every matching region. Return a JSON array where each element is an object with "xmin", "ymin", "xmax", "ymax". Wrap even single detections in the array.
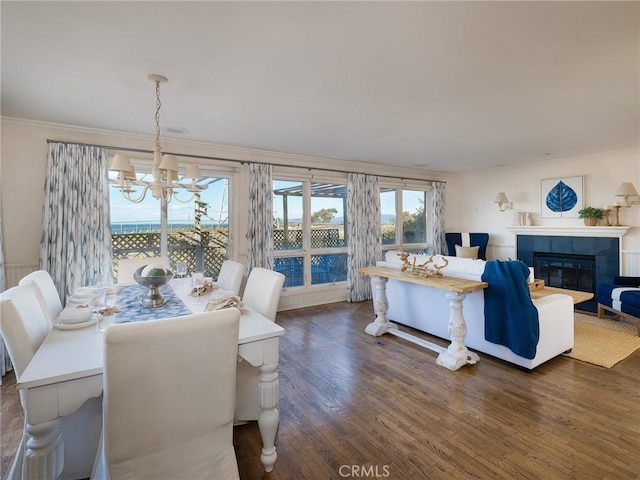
[{"xmin": 446, "ymin": 148, "xmax": 640, "ymax": 273}]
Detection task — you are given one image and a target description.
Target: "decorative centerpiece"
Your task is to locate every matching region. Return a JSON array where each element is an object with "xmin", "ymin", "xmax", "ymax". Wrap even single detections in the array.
[
  {"xmin": 398, "ymin": 252, "xmax": 449, "ymax": 277},
  {"xmin": 133, "ymin": 264, "xmax": 174, "ymax": 308}
]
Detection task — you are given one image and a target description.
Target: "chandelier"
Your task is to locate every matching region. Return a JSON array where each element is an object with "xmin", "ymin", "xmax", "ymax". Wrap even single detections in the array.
[{"xmin": 110, "ymin": 74, "xmax": 206, "ymax": 203}]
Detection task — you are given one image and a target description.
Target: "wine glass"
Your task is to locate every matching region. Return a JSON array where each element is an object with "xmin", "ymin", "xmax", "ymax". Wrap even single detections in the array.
[
  {"xmin": 192, "ymin": 271, "xmax": 204, "ymax": 288},
  {"xmin": 88, "ymin": 285, "xmax": 107, "ymax": 332},
  {"xmin": 176, "ymin": 261, "xmax": 187, "ymax": 278}
]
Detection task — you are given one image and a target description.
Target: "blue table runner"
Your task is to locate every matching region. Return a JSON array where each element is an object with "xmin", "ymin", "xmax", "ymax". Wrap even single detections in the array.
[{"xmin": 114, "ymin": 284, "xmax": 191, "ymax": 323}]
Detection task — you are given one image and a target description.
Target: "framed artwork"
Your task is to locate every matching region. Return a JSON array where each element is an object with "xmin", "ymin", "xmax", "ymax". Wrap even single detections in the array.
[{"xmin": 540, "ymin": 176, "xmax": 583, "ymax": 218}]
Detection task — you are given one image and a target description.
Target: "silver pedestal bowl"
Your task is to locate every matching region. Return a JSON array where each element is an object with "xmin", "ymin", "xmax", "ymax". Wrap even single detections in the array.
[{"xmin": 133, "ymin": 265, "xmax": 175, "ymax": 308}]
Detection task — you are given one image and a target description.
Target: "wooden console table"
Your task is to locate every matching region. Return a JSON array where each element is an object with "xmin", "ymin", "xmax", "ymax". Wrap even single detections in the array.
[{"xmin": 359, "ymin": 266, "xmax": 488, "ymax": 371}]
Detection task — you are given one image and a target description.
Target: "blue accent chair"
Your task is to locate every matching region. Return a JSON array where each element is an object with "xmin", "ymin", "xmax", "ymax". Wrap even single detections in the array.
[
  {"xmin": 596, "ymin": 276, "xmax": 640, "ymax": 335},
  {"xmin": 445, "ymin": 233, "xmax": 489, "ymax": 260}
]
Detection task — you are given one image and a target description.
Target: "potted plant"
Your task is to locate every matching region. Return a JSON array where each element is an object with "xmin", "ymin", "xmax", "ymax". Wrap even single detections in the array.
[{"xmin": 578, "ymin": 206, "xmax": 604, "ymax": 226}]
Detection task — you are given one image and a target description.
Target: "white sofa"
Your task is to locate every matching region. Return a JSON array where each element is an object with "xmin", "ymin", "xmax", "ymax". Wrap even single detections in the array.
[{"xmin": 376, "ymin": 251, "xmax": 575, "ymax": 369}]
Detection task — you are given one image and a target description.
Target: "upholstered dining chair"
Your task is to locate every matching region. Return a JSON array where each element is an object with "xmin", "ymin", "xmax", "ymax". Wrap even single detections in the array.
[
  {"xmin": 91, "ymin": 309, "xmax": 241, "ymax": 480},
  {"xmin": 241, "ymin": 267, "xmax": 285, "ymax": 322},
  {"xmin": 116, "ymin": 256, "xmax": 170, "ymax": 284},
  {"xmin": 1, "ymin": 284, "xmax": 102, "ymax": 479},
  {"xmin": 18, "ymin": 269, "xmax": 63, "ymax": 325},
  {"xmin": 216, "ymin": 260, "xmax": 245, "ymax": 296},
  {"xmin": 235, "ymin": 267, "xmax": 285, "ymax": 423}
]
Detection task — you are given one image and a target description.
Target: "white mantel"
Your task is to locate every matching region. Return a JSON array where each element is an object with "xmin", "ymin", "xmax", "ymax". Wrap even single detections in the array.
[{"xmin": 506, "ymin": 226, "xmax": 630, "ymax": 238}]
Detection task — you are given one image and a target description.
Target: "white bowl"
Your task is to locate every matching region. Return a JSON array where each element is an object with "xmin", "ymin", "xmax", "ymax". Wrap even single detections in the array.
[{"xmin": 59, "ymin": 306, "xmax": 93, "ymax": 324}]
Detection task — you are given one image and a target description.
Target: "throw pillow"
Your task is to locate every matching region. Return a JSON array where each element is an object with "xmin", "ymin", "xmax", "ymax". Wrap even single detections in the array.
[{"xmin": 455, "ymin": 244, "xmax": 479, "ymax": 260}]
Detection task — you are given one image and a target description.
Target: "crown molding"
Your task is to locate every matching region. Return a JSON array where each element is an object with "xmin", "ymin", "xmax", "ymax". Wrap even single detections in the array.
[{"xmin": 1, "ymin": 116, "xmax": 450, "ymax": 183}]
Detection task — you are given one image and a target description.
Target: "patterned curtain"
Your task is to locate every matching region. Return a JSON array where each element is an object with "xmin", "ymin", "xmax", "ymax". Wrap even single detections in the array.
[
  {"xmin": 40, "ymin": 143, "xmax": 113, "ymax": 299},
  {"xmin": 431, "ymin": 181, "xmax": 446, "ymax": 255},
  {"xmin": 346, "ymin": 173, "xmax": 381, "ymax": 302},
  {"xmin": 0, "ymin": 211, "xmax": 12, "ymax": 378},
  {"xmin": 247, "ymin": 163, "xmax": 274, "ymax": 271}
]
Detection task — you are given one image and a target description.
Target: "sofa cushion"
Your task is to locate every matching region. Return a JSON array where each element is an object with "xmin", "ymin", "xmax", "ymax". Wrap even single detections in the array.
[
  {"xmin": 455, "ymin": 245, "xmax": 479, "ymax": 259},
  {"xmin": 620, "ymin": 290, "xmax": 640, "ymax": 308}
]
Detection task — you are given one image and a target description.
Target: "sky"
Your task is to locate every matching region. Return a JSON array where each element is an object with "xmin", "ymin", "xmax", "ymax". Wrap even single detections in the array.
[
  {"xmin": 110, "ymin": 177, "xmax": 228, "ymax": 224},
  {"xmin": 111, "ymin": 177, "xmax": 424, "ymax": 224}
]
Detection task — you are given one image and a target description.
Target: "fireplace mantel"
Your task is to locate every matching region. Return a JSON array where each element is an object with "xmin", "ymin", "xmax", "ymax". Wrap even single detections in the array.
[{"xmin": 507, "ymin": 226, "xmax": 630, "ymax": 238}]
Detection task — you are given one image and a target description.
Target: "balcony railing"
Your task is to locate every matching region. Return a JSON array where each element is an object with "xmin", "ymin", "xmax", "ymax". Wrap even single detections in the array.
[{"xmin": 111, "ymin": 228, "xmax": 229, "ymax": 281}]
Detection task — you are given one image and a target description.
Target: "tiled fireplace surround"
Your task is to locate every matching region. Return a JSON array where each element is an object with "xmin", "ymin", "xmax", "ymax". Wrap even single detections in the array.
[{"xmin": 508, "ymin": 226, "xmax": 630, "ymax": 311}]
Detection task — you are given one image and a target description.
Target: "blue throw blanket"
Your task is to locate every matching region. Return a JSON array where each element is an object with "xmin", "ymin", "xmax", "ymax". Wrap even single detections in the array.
[{"xmin": 481, "ymin": 260, "xmax": 539, "ymax": 359}]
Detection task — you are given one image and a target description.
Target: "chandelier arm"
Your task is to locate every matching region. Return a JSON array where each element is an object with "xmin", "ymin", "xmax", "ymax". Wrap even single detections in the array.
[
  {"xmin": 170, "ymin": 191, "xmax": 198, "ymax": 204},
  {"xmin": 120, "ymin": 186, "xmax": 150, "ymax": 204}
]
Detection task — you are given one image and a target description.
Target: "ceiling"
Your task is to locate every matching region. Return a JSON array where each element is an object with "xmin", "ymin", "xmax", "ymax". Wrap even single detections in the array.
[{"xmin": 2, "ymin": 1, "xmax": 638, "ymax": 173}]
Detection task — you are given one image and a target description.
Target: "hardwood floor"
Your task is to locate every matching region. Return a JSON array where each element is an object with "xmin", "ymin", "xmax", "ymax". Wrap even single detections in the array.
[{"xmin": 3, "ymin": 301, "xmax": 640, "ymax": 479}]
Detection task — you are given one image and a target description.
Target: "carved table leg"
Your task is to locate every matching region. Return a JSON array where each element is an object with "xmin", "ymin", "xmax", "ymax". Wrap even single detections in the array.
[
  {"xmin": 24, "ymin": 419, "xmax": 64, "ymax": 479},
  {"xmin": 365, "ymin": 276, "xmax": 398, "ymax": 337},
  {"xmin": 258, "ymin": 362, "xmax": 279, "ymax": 473},
  {"xmin": 436, "ymin": 291, "xmax": 480, "ymax": 371}
]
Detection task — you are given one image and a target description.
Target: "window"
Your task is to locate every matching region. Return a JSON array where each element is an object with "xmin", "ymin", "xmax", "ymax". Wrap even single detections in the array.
[
  {"xmin": 380, "ymin": 184, "xmax": 432, "ymax": 256},
  {"xmin": 109, "ymin": 164, "xmax": 232, "ymax": 281},
  {"xmin": 273, "ymin": 178, "xmax": 348, "ymax": 288}
]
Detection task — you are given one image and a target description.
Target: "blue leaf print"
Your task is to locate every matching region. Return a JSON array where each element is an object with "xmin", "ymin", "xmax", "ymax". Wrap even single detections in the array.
[{"xmin": 546, "ymin": 181, "xmax": 578, "ymax": 212}]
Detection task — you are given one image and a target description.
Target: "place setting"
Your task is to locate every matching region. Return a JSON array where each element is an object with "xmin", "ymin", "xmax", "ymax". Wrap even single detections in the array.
[{"xmin": 54, "ymin": 285, "xmax": 120, "ymax": 330}]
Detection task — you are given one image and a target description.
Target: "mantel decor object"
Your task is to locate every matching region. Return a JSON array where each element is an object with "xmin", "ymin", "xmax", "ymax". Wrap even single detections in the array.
[{"xmin": 578, "ymin": 206, "xmax": 604, "ymax": 227}]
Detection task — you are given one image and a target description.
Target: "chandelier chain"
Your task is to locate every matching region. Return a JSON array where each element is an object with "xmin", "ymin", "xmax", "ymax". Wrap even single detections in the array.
[{"xmin": 155, "ymin": 80, "xmax": 162, "ymax": 145}]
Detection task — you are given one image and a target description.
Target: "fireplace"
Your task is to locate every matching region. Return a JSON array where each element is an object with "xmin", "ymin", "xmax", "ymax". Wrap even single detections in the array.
[
  {"xmin": 516, "ymin": 233, "xmax": 620, "ymax": 312},
  {"xmin": 533, "ymin": 252, "xmax": 596, "ymax": 293}
]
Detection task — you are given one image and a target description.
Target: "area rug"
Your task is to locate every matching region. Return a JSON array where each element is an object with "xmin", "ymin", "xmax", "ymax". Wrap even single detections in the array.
[{"xmin": 564, "ymin": 313, "xmax": 640, "ymax": 368}]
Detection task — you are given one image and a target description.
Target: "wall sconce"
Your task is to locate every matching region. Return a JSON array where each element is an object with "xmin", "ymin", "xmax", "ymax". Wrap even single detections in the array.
[
  {"xmin": 494, "ymin": 192, "xmax": 512, "ymax": 211},
  {"xmin": 615, "ymin": 182, "xmax": 639, "ymax": 207}
]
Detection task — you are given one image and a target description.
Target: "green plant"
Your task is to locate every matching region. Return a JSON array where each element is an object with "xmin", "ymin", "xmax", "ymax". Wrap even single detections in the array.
[{"xmin": 578, "ymin": 206, "xmax": 604, "ymax": 219}]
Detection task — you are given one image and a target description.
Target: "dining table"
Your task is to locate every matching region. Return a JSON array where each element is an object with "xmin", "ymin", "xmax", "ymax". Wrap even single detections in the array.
[{"xmin": 15, "ymin": 279, "xmax": 285, "ymax": 479}]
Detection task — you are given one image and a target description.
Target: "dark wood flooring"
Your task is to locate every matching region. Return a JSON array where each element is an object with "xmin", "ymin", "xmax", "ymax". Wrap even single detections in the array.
[{"xmin": 3, "ymin": 301, "xmax": 640, "ymax": 480}]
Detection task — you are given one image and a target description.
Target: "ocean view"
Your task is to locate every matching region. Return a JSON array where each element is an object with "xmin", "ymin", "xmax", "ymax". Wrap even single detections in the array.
[{"xmin": 111, "ymin": 222, "xmax": 227, "ymax": 234}]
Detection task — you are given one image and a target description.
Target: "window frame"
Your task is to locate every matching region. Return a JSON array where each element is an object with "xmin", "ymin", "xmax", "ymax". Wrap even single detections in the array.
[
  {"xmin": 379, "ymin": 180, "xmax": 433, "ymax": 257},
  {"xmin": 108, "ymin": 156, "xmax": 238, "ymax": 276},
  {"xmin": 273, "ymin": 169, "xmax": 349, "ymax": 288}
]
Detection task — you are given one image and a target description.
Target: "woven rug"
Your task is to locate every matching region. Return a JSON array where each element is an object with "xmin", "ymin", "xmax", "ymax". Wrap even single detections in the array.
[{"xmin": 564, "ymin": 313, "xmax": 640, "ymax": 368}]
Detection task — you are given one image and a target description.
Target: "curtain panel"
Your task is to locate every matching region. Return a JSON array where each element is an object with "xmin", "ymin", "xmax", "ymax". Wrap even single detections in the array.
[
  {"xmin": 247, "ymin": 163, "xmax": 274, "ymax": 271},
  {"xmin": 431, "ymin": 181, "xmax": 446, "ymax": 255},
  {"xmin": 40, "ymin": 143, "xmax": 113, "ymax": 299},
  {"xmin": 0, "ymin": 211, "xmax": 12, "ymax": 378},
  {"xmin": 346, "ymin": 173, "xmax": 381, "ymax": 302}
]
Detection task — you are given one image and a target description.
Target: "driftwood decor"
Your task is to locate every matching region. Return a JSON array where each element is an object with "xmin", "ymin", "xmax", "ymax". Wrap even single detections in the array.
[{"xmin": 398, "ymin": 252, "xmax": 449, "ymax": 277}]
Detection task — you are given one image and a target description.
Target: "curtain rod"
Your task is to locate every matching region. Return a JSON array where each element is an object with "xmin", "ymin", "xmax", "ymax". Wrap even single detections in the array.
[{"xmin": 46, "ymin": 139, "xmax": 446, "ymax": 184}]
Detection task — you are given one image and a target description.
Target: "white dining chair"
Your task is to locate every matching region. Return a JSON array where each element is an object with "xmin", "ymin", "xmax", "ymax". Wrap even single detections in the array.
[
  {"xmin": 235, "ymin": 267, "xmax": 285, "ymax": 423},
  {"xmin": 241, "ymin": 267, "xmax": 285, "ymax": 322},
  {"xmin": 91, "ymin": 309, "xmax": 241, "ymax": 480},
  {"xmin": 1, "ymin": 284, "xmax": 102, "ymax": 479},
  {"xmin": 117, "ymin": 256, "xmax": 169, "ymax": 284},
  {"xmin": 216, "ymin": 259, "xmax": 245, "ymax": 296},
  {"xmin": 18, "ymin": 269, "xmax": 63, "ymax": 325}
]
